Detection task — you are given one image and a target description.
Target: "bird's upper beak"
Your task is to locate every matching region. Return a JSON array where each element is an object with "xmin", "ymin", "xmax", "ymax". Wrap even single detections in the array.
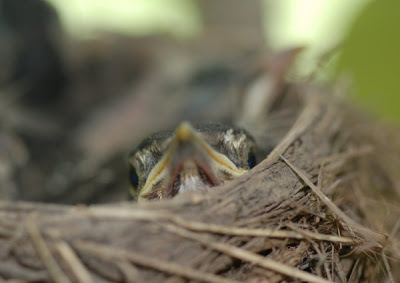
[{"xmin": 138, "ymin": 122, "xmax": 247, "ymax": 201}]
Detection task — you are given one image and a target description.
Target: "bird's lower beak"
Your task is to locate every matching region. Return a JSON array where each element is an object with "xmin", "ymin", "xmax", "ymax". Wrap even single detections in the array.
[{"xmin": 138, "ymin": 122, "xmax": 246, "ymax": 201}]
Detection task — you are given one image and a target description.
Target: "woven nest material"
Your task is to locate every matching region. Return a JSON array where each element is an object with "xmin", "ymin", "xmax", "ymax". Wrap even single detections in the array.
[{"xmin": 0, "ymin": 91, "xmax": 399, "ymax": 283}]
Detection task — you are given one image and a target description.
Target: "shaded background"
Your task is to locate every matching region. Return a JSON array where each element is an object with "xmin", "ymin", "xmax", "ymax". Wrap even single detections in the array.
[{"xmin": 0, "ymin": 0, "xmax": 398, "ymax": 204}]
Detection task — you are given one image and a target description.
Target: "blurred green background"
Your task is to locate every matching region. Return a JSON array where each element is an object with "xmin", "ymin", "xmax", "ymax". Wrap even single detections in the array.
[{"xmin": 46, "ymin": 0, "xmax": 400, "ymax": 124}]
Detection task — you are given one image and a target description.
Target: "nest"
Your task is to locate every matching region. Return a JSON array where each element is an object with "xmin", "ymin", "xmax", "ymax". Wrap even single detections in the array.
[{"xmin": 0, "ymin": 91, "xmax": 399, "ymax": 282}]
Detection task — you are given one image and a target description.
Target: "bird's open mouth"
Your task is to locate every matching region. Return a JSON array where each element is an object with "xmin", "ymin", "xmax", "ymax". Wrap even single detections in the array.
[
  {"xmin": 166, "ymin": 162, "xmax": 219, "ymax": 198},
  {"xmin": 138, "ymin": 122, "xmax": 247, "ymax": 201}
]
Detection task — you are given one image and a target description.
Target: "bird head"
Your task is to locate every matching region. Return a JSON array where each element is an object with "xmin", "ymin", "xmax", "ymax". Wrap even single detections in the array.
[{"xmin": 129, "ymin": 122, "xmax": 257, "ymax": 201}]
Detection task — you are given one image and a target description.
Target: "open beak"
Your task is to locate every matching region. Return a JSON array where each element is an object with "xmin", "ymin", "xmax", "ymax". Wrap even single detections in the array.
[{"xmin": 138, "ymin": 122, "xmax": 247, "ymax": 201}]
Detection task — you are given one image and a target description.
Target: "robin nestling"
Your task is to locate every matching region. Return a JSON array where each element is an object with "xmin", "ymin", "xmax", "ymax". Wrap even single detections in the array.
[{"xmin": 129, "ymin": 122, "xmax": 256, "ymax": 201}]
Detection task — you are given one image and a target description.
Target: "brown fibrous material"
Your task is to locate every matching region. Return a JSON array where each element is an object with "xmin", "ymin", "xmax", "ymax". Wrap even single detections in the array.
[{"xmin": 0, "ymin": 91, "xmax": 399, "ymax": 283}]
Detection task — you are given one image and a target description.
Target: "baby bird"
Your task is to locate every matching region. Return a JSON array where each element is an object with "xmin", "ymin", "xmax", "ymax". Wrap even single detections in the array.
[{"xmin": 129, "ymin": 122, "xmax": 257, "ymax": 201}]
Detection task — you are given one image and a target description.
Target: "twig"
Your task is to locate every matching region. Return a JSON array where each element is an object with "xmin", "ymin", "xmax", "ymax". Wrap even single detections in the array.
[
  {"xmin": 0, "ymin": 263, "xmax": 47, "ymax": 281},
  {"xmin": 348, "ymin": 258, "xmax": 361, "ymax": 283},
  {"xmin": 25, "ymin": 215, "xmax": 71, "ymax": 283},
  {"xmin": 55, "ymin": 240, "xmax": 93, "ymax": 283},
  {"xmin": 170, "ymin": 216, "xmax": 358, "ymax": 244},
  {"xmin": 74, "ymin": 240, "xmax": 238, "ymax": 283},
  {"xmin": 280, "ymin": 155, "xmax": 387, "ymax": 246},
  {"xmin": 89, "ymin": 207, "xmax": 358, "ymax": 245},
  {"xmin": 287, "ymin": 222, "xmax": 352, "ymax": 247},
  {"xmin": 382, "ymin": 251, "xmax": 395, "ymax": 283},
  {"xmin": 116, "ymin": 261, "xmax": 143, "ymax": 282},
  {"xmin": 286, "ymin": 223, "xmax": 331, "ymax": 281},
  {"xmin": 164, "ymin": 224, "xmax": 330, "ymax": 283}
]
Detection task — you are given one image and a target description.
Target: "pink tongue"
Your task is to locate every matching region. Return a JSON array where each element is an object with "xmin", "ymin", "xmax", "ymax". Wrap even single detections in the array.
[
  {"xmin": 168, "ymin": 161, "xmax": 221, "ymax": 197},
  {"xmin": 145, "ymin": 153, "xmax": 230, "ymax": 199}
]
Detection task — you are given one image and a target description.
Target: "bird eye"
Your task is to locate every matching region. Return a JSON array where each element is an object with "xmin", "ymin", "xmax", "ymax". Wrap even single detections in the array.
[
  {"xmin": 247, "ymin": 149, "xmax": 256, "ymax": 169},
  {"xmin": 129, "ymin": 167, "xmax": 139, "ymax": 188}
]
